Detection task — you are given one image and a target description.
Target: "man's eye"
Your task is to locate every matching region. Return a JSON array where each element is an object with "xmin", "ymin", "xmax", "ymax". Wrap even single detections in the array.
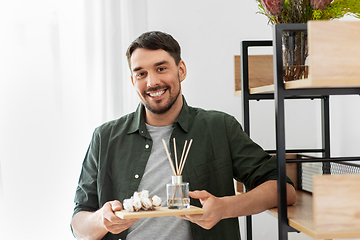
[
  {"xmin": 136, "ymin": 72, "xmax": 146, "ymax": 78},
  {"xmin": 157, "ymin": 67, "xmax": 166, "ymax": 72}
]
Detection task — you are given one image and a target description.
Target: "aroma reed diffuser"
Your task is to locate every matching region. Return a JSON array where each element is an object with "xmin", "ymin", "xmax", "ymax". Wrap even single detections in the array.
[{"xmin": 162, "ymin": 138, "xmax": 193, "ymax": 209}]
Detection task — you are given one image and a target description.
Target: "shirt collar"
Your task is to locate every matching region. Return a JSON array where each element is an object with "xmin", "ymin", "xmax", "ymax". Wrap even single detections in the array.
[
  {"xmin": 174, "ymin": 95, "xmax": 189, "ymax": 133},
  {"xmin": 127, "ymin": 95, "xmax": 190, "ymax": 134},
  {"xmin": 128, "ymin": 102, "xmax": 145, "ymax": 134}
]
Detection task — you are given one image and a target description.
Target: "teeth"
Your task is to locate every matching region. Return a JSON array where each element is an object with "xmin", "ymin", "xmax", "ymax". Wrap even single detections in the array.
[{"xmin": 149, "ymin": 90, "xmax": 164, "ymax": 97}]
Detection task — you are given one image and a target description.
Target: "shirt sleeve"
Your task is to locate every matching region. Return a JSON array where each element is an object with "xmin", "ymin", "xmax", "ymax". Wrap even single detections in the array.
[
  {"xmin": 227, "ymin": 116, "xmax": 294, "ymax": 191},
  {"xmin": 73, "ymin": 129, "xmax": 100, "ymax": 217}
]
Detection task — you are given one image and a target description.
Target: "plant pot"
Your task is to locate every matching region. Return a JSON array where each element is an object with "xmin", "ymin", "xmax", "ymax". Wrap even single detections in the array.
[{"xmin": 282, "ymin": 30, "xmax": 309, "ymax": 82}]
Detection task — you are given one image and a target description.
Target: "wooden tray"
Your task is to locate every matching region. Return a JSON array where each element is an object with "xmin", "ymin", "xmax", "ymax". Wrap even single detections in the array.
[{"xmin": 115, "ymin": 206, "xmax": 205, "ymax": 219}]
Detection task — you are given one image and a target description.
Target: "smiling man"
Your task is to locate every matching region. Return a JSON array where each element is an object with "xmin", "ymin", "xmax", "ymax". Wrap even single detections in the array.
[{"xmin": 71, "ymin": 31, "xmax": 296, "ymax": 240}]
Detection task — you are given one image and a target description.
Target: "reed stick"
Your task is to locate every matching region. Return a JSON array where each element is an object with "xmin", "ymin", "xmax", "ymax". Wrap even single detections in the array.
[
  {"xmin": 162, "ymin": 139, "xmax": 176, "ymax": 176},
  {"xmin": 178, "ymin": 140, "xmax": 187, "ymax": 175},
  {"xmin": 173, "ymin": 138, "xmax": 179, "ymax": 175},
  {"xmin": 179, "ymin": 139, "xmax": 193, "ymax": 175}
]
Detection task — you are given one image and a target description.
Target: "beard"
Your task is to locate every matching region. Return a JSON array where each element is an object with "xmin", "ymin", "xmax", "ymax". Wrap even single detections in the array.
[{"xmin": 143, "ymin": 74, "xmax": 181, "ymax": 114}]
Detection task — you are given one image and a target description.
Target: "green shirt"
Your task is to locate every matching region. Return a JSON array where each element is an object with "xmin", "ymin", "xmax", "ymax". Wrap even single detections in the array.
[{"xmin": 73, "ymin": 96, "xmax": 293, "ymax": 240}]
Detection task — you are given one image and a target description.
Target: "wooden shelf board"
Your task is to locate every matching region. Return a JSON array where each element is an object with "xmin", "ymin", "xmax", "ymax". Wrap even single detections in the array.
[
  {"xmin": 267, "ymin": 190, "xmax": 360, "ymax": 239},
  {"xmin": 245, "ymin": 78, "xmax": 360, "ymax": 95},
  {"xmin": 249, "ymin": 84, "xmax": 275, "ymax": 94},
  {"xmin": 235, "ymin": 84, "xmax": 275, "ymax": 95},
  {"xmin": 285, "ymin": 78, "xmax": 360, "ymax": 90}
]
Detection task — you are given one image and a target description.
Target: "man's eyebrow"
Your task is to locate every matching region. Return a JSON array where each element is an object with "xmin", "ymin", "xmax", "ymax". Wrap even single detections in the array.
[
  {"xmin": 154, "ymin": 60, "xmax": 169, "ymax": 67},
  {"xmin": 132, "ymin": 66, "xmax": 143, "ymax": 72}
]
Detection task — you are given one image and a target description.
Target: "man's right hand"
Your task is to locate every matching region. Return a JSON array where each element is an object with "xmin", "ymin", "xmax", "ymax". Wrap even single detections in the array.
[
  {"xmin": 101, "ymin": 200, "xmax": 138, "ymax": 234},
  {"xmin": 71, "ymin": 200, "xmax": 137, "ymax": 240}
]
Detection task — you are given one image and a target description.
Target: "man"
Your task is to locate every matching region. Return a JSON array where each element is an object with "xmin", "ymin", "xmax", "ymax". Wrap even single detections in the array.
[{"xmin": 71, "ymin": 31, "xmax": 296, "ymax": 240}]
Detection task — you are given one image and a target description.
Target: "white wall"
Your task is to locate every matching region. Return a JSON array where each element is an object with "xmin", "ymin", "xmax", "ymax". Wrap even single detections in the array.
[{"xmin": 0, "ymin": 0, "xmax": 359, "ymax": 240}]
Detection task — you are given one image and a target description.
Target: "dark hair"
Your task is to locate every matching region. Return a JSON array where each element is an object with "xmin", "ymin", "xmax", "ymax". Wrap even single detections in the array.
[{"xmin": 126, "ymin": 31, "xmax": 181, "ymax": 70}]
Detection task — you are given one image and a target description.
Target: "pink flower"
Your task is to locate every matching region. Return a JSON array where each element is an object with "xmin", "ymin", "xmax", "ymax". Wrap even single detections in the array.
[
  {"xmin": 310, "ymin": 0, "xmax": 333, "ymax": 10},
  {"xmin": 261, "ymin": 0, "xmax": 284, "ymax": 16}
]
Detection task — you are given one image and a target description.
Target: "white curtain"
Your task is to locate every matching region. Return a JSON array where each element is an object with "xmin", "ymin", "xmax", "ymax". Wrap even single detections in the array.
[{"xmin": 0, "ymin": 0, "xmax": 145, "ymax": 239}]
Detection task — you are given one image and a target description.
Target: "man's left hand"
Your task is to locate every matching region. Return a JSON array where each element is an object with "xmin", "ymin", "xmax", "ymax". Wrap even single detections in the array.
[{"xmin": 177, "ymin": 190, "xmax": 225, "ymax": 230}]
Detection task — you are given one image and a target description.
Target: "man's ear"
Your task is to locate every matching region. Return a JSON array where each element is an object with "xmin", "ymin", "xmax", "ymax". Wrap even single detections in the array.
[
  {"xmin": 178, "ymin": 60, "xmax": 187, "ymax": 82},
  {"xmin": 131, "ymin": 75, "xmax": 135, "ymax": 86}
]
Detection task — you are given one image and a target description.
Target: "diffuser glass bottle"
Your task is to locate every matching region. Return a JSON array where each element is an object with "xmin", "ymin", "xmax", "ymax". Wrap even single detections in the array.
[
  {"xmin": 162, "ymin": 138, "xmax": 193, "ymax": 209},
  {"xmin": 167, "ymin": 175, "xmax": 190, "ymax": 209}
]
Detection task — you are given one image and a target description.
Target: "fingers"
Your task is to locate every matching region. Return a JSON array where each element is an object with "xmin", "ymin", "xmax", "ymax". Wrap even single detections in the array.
[
  {"xmin": 109, "ymin": 200, "xmax": 123, "ymax": 211},
  {"xmin": 101, "ymin": 200, "xmax": 137, "ymax": 234},
  {"xmin": 103, "ymin": 217, "xmax": 137, "ymax": 234},
  {"xmin": 189, "ymin": 190, "xmax": 211, "ymax": 206},
  {"xmin": 189, "ymin": 190, "xmax": 210, "ymax": 199},
  {"xmin": 177, "ymin": 214, "xmax": 214, "ymax": 230},
  {"xmin": 180, "ymin": 191, "xmax": 224, "ymax": 230},
  {"xmin": 102, "ymin": 203, "xmax": 117, "ymax": 232},
  {"xmin": 102, "ymin": 200, "xmax": 123, "ymax": 223}
]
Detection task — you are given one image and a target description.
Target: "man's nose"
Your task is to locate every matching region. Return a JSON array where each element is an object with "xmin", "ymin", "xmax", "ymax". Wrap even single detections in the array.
[{"xmin": 146, "ymin": 72, "xmax": 160, "ymax": 87}]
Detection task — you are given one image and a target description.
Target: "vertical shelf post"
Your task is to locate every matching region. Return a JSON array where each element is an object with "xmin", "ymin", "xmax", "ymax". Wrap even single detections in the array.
[
  {"xmin": 241, "ymin": 41, "xmax": 252, "ymax": 240},
  {"xmin": 321, "ymin": 96, "xmax": 331, "ymax": 174},
  {"xmin": 240, "ymin": 40, "xmax": 272, "ymax": 239},
  {"xmin": 273, "ymin": 23, "xmax": 308, "ymax": 240},
  {"xmin": 273, "ymin": 24, "xmax": 289, "ymax": 240},
  {"xmin": 241, "ymin": 41, "xmax": 251, "ymax": 136}
]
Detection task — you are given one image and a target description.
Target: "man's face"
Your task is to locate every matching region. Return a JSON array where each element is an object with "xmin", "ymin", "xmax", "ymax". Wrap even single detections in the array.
[{"xmin": 130, "ymin": 48, "xmax": 186, "ymax": 114}]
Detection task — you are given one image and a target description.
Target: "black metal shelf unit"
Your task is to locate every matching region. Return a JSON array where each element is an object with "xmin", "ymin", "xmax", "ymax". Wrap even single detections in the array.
[{"xmin": 240, "ymin": 23, "xmax": 360, "ymax": 240}]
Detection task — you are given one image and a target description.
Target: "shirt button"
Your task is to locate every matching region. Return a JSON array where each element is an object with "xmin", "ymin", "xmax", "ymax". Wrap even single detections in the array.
[
  {"xmin": 145, "ymin": 144, "xmax": 150, "ymax": 149},
  {"xmin": 135, "ymin": 174, "xmax": 139, "ymax": 179}
]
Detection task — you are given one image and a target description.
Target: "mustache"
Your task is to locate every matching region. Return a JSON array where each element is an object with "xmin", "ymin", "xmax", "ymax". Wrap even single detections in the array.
[{"xmin": 146, "ymin": 85, "xmax": 169, "ymax": 92}]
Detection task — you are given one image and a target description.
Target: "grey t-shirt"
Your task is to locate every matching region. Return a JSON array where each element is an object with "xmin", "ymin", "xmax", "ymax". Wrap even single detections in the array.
[{"xmin": 127, "ymin": 124, "xmax": 193, "ymax": 240}]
